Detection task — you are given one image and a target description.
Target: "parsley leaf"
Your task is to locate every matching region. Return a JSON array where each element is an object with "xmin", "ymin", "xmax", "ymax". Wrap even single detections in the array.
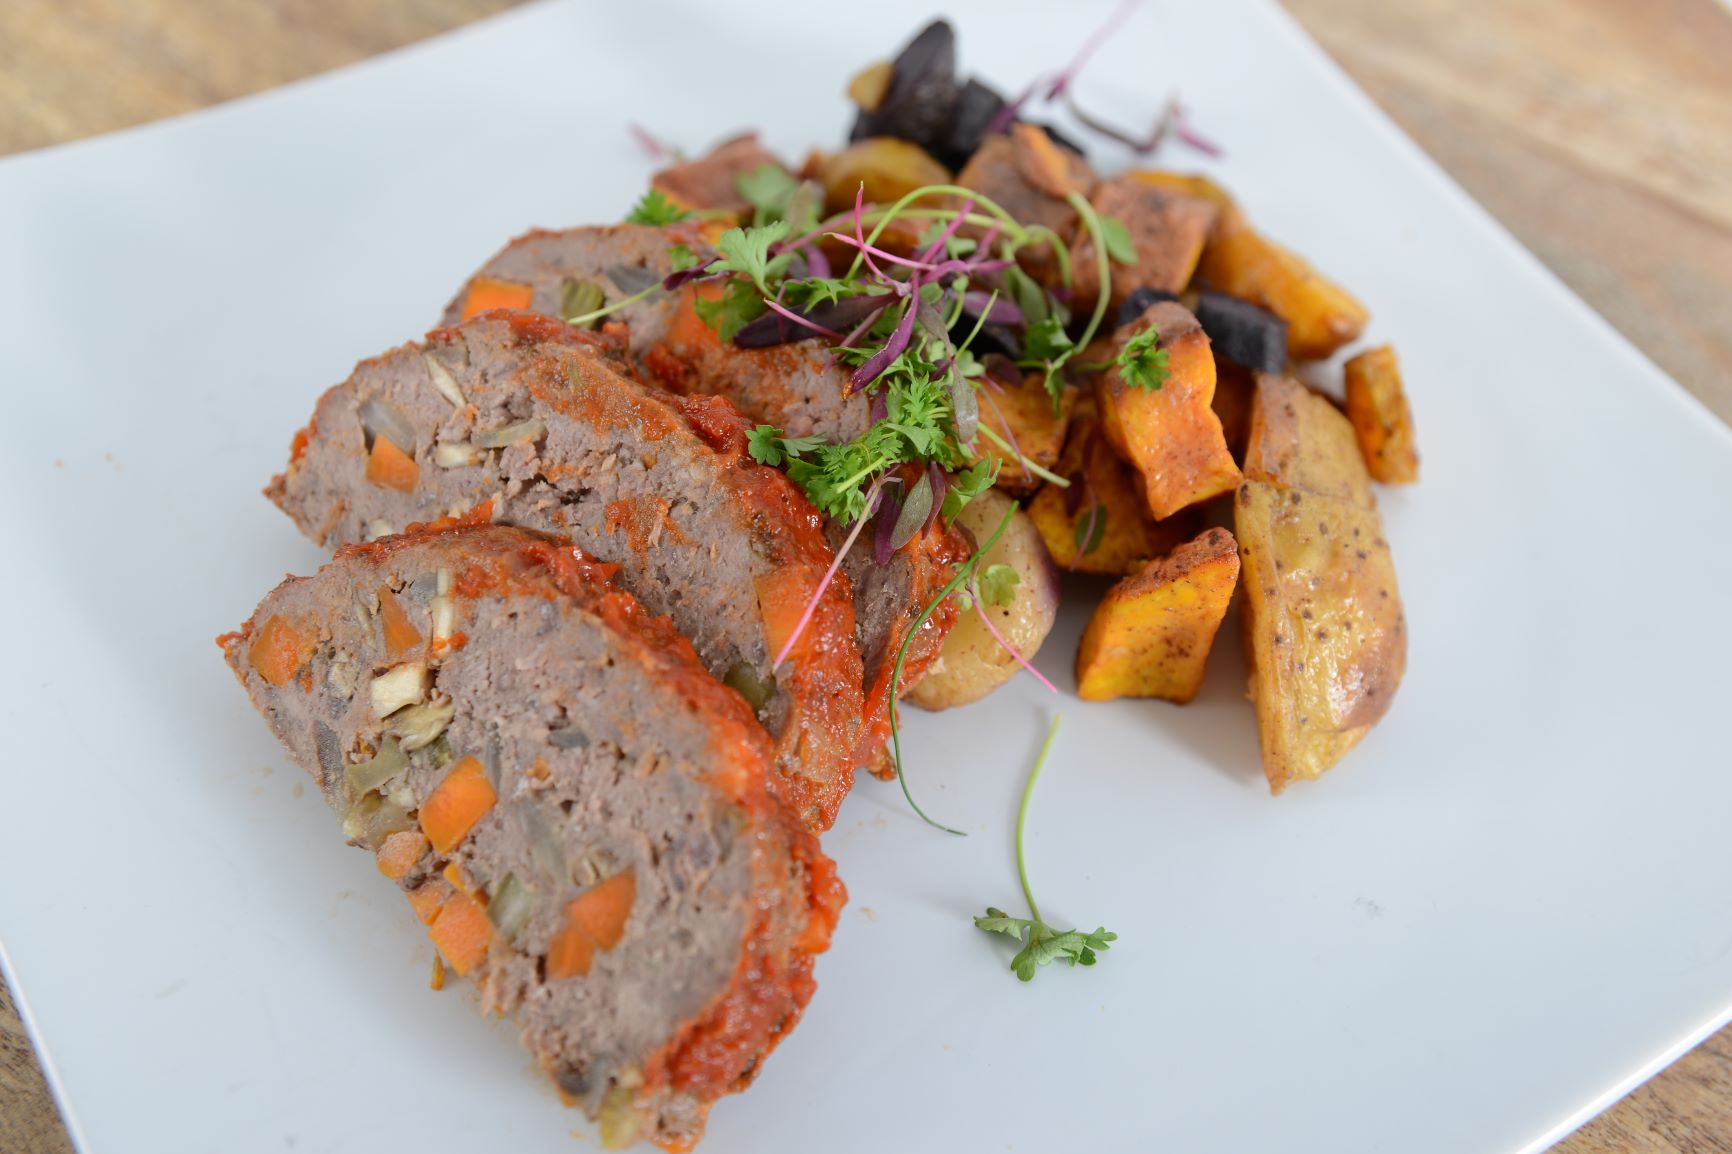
[
  {"xmin": 693, "ymin": 279, "xmax": 767, "ymax": 342},
  {"xmin": 746, "ymin": 425, "xmax": 824, "ymax": 468},
  {"xmin": 978, "ymin": 563, "xmax": 1020, "ymax": 608},
  {"xmin": 737, "ymin": 163, "xmax": 800, "ymax": 227},
  {"xmin": 710, "ymin": 221, "xmax": 792, "ymax": 294},
  {"xmin": 1116, "ymin": 326, "xmax": 1171, "ymax": 392},
  {"xmin": 1099, "ymin": 214, "xmax": 1137, "ymax": 265},
  {"xmin": 624, "ymin": 188, "xmax": 692, "ymax": 227},
  {"xmin": 667, "ymin": 243, "xmax": 699, "ymax": 272},
  {"xmin": 973, "ymin": 715, "xmax": 1117, "ymax": 983},
  {"xmin": 1023, "ymin": 316, "xmax": 1075, "ymax": 363},
  {"xmin": 941, "ymin": 457, "xmax": 998, "ymax": 523}
]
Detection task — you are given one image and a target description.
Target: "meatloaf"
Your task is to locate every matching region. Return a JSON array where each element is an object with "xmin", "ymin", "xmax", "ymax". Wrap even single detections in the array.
[
  {"xmin": 220, "ymin": 524, "xmax": 844, "ymax": 1150},
  {"xmin": 268, "ymin": 311, "xmax": 862, "ymax": 830},
  {"xmin": 443, "ymin": 228, "xmax": 965, "ymax": 775}
]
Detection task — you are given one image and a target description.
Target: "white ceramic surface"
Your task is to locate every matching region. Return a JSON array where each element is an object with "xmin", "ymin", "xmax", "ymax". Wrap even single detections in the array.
[{"xmin": 3, "ymin": 2, "xmax": 1730, "ymax": 1151}]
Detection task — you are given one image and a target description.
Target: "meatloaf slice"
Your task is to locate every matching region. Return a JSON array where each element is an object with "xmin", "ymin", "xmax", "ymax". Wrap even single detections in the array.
[
  {"xmin": 443, "ymin": 228, "xmax": 966, "ymax": 775},
  {"xmin": 220, "ymin": 525, "xmax": 844, "ymax": 1149},
  {"xmin": 269, "ymin": 311, "xmax": 861, "ymax": 831}
]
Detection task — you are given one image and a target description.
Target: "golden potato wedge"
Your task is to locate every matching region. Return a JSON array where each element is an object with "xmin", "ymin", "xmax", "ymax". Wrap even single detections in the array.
[
  {"xmin": 1236, "ymin": 372, "xmax": 1405, "ymax": 791},
  {"xmin": 971, "ymin": 371, "xmax": 1077, "ymax": 498},
  {"xmin": 1243, "ymin": 373, "xmax": 1374, "ymax": 509},
  {"xmin": 1075, "ymin": 527, "xmax": 1240, "ymax": 703},
  {"xmin": 1097, "ymin": 302, "xmax": 1242, "ymax": 519},
  {"xmin": 905, "ymin": 491, "xmax": 1061, "ymax": 711},
  {"xmin": 1129, "ymin": 170, "xmax": 1368, "ymax": 360},
  {"xmin": 652, "ymin": 134, "xmax": 787, "ymax": 219},
  {"xmin": 819, "ymin": 137, "xmax": 952, "ymax": 216},
  {"xmin": 1069, "ymin": 175, "xmax": 1217, "ymax": 317},
  {"xmin": 1343, "ymin": 345, "xmax": 1419, "ymax": 484},
  {"xmin": 1027, "ymin": 398, "xmax": 1196, "ymax": 575}
]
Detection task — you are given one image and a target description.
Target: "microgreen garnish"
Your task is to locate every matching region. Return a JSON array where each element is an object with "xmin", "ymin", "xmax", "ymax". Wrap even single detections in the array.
[
  {"xmin": 887, "ymin": 503, "xmax": 1016, "ymax": 834},
  {"xmin": 1099, "ymin": 214, "xmax": 1137, "ymax": 265},
  {"xmin": 709, "ymin": 221, "xmax": 793, "ymax": 294},
  {"xmin": 978, "ymin": 563, "xmax": 1019, "ymax": 608},
  {"xmin": 1115, "ymin": 325, "xmax": 1171, "ymax": 392},
  {"xmin": 667, "ymin": 243, "xmax": 699, "ymax": 272},
  {"xmin": 975, "ymin": 714, "xmax": 1117, "ymax": 982},
  {"xmin": 737, "ymin": 163, "xmax": 801, "ymax": 226},
  {"xmin": 624, "ymin": 188, "xmax": 692, "ymax": 227},
  {"xmin": 1074, "ymin": 503, "xmax": 1107, "ymax": 555},
  {"xmin": 692, "ymin": 280, "xmax": 767, "ymax": 342}
]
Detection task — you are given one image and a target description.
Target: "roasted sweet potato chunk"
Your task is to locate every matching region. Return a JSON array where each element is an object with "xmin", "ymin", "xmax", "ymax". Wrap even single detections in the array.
[
  {"xmin": 1130, "ymin": 171, "xmax": 1368, "ymax": 360},
  {"xmin": 1343, "ymin": 345, "xmax": 1419, "ymax": 484},
  {"xmin": 1236, "ymin": 375, "xmax": 1406, "ymax": 792},
  {"xmin": 954, "ymin": 130, "xmax": 1095, "ymax": 284},
  {"xmin": 1075, "ymin": 527, "xmax": 1239, "ymax": 703},
  {"xmin": 1097, "ymin": 302, "xmax": 1241, "ymax": 519},
  {"xmin": 971, "ymin": 370, "xmax": 1076, "ymax": 498},
  {"xmin": 1070, "ymin": 175, "xmax": 1216, "ymax": 317},
  {"xmin": 1027, "ymin": 397, "xmax": 1194, "ymax": 575}
]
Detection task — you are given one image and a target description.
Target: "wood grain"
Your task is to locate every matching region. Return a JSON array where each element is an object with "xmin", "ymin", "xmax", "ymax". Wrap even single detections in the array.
[{"xmin": 1, "ymin": 3, "xmax": 1729, "ymax": 1152}]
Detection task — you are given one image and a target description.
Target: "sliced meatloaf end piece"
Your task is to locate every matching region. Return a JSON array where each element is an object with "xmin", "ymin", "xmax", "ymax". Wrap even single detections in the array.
[
  {"xmin": 441, "ymin": 221, "xmax": 714, "ymax": 354},
  {"xmin": 268, "ymin": 311, "xmax": 862, "ymax": 831},
  {"xmin": 219, "ymin": 524, "xmax": 845, "ymax": 1149}
]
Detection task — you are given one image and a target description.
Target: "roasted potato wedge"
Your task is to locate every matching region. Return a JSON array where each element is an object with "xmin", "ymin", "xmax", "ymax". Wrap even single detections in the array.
[
  {"xmin": 906, "ymin": 491, "xmax": 1060, "ymax": 711},
  {"xmin": 1027, "ymin": 397, "xmax": 1196, "ymax": 575},
  {"xmin": 1075, "ymin": 527, "xmax": 1240, "ymax": 703},
  {"xmin": 1069, "ymin": 175, "xmax": 1216, "ymax": 317},
  {"xmin": 653, "ymin": 134, "xmax": 788, "ymax": 219},
  {"xmin": 970, "ymin": 371, "xmax": 1077, "ymax": 498},
  {"xmin": 818, "ymin": 136, "xmax": 951, "ymax": 216},
  {"xmin": 1244, "ymin": 372, "xmax": 1373, "ymax": 507},
  {"xmin": 1236, "ymin": 374, "xmax": 1405, "ymax": 792},
  {"xmin": 1130, "ymin": 170, "xmax": 1368, "ymax": 360},
  {"xmin": 1343, "ymin": 345, "xmax": 1419, "ymax": 484},
  {"xmin": 1097, "ymin": 302, "xmax": 1242, "ymax": 519}
]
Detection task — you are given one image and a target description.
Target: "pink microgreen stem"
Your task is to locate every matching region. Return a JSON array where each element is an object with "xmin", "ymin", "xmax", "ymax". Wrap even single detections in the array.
[
  {"xmin": 771, "ymin": 477, "xmax": 886, "ymax": 671},
  {"xmin": 970, "ymin": 573, "xmax": 1059, "ymax": 695},
  {"xmin": 762, "ymin": 297, "xmax": 844, "ymax": 340}
]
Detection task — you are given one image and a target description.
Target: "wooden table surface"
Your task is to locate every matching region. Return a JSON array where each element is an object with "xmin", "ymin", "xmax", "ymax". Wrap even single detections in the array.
[{"xmin": 2, "ymin": 2, "xmax": 1729, "ymax": 1152}]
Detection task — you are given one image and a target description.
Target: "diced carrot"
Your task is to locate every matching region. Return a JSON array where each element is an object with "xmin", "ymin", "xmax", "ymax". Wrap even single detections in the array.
[
  {"xmin": 288, "ymin": 426, "xmax": 310, "ymax": 465},
  {"xmin": 443, "ymin": 860, "xmax": 473, "ymax": 893},
  {"xmin": 420, "ymin": 757, "xmax": 496, "ymax": 855},
  {"xmin": 459, "ymin": 276, "xmax": 534, "ymax": 321},
  {"xmin": 365, "ymin": 435, "xmax": 419, "ymax": 493},
  {"xmin": 249, "ymin": 614, "xmax": 315, "ymax": 688},
  {"xmin": 546, "ymin": 869, "xmax": 637, "ymax": 980},
  {"xmin": 427, "ymin": 886, "xmax": 493, "ymax": 976},
  {"xmin": 429, "ymin": 954, "xmax": 446, "ymax": 991},
  {"xmin": 405, "ymin": 879, "xmax": 452, "ymax": 925},
  {"xmin": 377, "ymin": 585, "xmax": 424, "ymax": 654},
  {"xmin": 376, "ymin": 830, "xmax": 428, "ymax": 881},
  {"xmin": 756, "ymin": 569, "xmax": 818, "ymax": 666}
]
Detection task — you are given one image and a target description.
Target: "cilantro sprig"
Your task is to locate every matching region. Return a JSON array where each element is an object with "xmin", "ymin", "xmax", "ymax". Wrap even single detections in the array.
[
  {"xmin": 1115, "ymin": 325, "xmax": 1172, "ymax": 392},
  {"xmin": 975, "ymin": 714, "xmax": 1118, "ymax": 982}
]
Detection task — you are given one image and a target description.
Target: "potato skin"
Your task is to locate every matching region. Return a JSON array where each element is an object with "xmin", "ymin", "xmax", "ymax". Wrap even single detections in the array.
[
  {"xmin": 1235, "ymin": 375, "xmax": 1406, "ymax": 792},
  {"xmin": 1075, "ymin": 527, "xmax": 1240, "ymax": 704},
  {"xmin": 1097, "ymin": 302, "xmax": 1242, "ymax": 520},
  {"xmin": 1129, "ymin": 170, "xmax": 1369, "ymax": 360},
  {"xmin": 819, "ymin": 137, "xmax": 951, "ymax": 216},
  {"xmin": 1343, "ymin": 345, "xmax": 1419, "ymax": 484},
  {"xmin": 905, "ymin": 492, "xmax": 1060, "ymax": 711}
]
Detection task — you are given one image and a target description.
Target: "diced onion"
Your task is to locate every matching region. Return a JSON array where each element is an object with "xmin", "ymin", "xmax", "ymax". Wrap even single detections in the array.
[
  {"xmin": 370, "ymin": 662, "xmax": 428, "ymax": 717},
  {"xmin": 423, "ymin": 352, "xmax": 466, "ymax": 407},
  {"xmin": 434, "ymin": 441, "xmax": 479, "ymax": 468},
  {"xmin": 358, "ymin": 395, "xmax": 418, "ymax": 456},
  {"xmin": 472, "ymin": 418, "xmax": 546, "ymax": 449},
  {"xmin": 346, "ymin": 736, "xmax": 407, "ymax": 794},
  {"xmin": 487, "ymin": 873, "xmax": 536, "ymax": 942},
  {"xmin": 391, "ymin": 694, "xmax": 454, "ymax": 752}
]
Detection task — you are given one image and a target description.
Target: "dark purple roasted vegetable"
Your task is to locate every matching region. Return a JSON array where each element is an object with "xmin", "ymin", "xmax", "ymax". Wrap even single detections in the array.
[
  {"xmin": 940, "ymin": 78, "xmax": 1007, "ymax": 168},
  {"xmin": 1115, "ymin": 287, "xmax": 1181, "ymax": 329},
  {"xmin": 1195, "ymin": 290, "xmax": 1288, "ymax": 373},
  {"xmin": 849, "ymin": 21, "xmax": 960, "ymax": 155}
]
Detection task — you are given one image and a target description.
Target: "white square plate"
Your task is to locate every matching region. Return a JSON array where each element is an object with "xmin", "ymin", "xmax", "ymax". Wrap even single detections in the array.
[{"xmin": 4, "ymin": 2, "xmax": 1730, "ymax": 1151}]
